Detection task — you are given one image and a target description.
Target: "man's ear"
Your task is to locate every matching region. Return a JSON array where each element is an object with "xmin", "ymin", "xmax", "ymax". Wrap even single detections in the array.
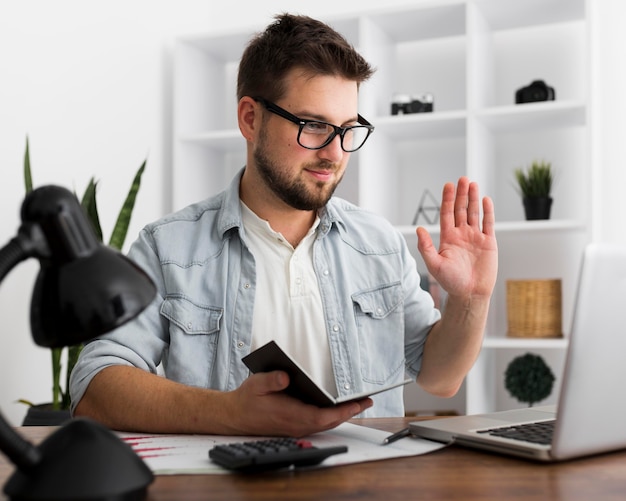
[{"xmin": 238, "ymin": 96, "xmax": 260, "ymax": 142}]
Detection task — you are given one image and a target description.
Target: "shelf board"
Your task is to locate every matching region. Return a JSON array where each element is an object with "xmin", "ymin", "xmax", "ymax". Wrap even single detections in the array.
[
  {"xmin": 397, "ymin": 219, "xmax": 585, "ymax": 237},
  {"xmin": 179, "ymin": 101, "xmax": 585, "ymax": 146},
  {"xmin": 372, "ymin": 101, "xmax": 585, "ymax": 139},
  {"xmin": 368, "ymin": 2, "xmax": 466, "ymax": 42},
  {"xmin": 475, "ymin": 0, "xmax": 585, "ymax": 31},
  {"xmin": 180, "ymin": 31, "xmax": 254, "ymax": 62},
  {"xmin": 482, "ymin": 337, "xmax": 568, "ymax": 349},
  {"xmin": 181, "ymin": 111, "xmax": 468, "ymax": 148},
  {"xmin": 375, "ymin": 110, "xmax": 467, "ymax": 140},
  {"xmin": 476, "ymin": 101, "xmax": 586, "ymax": 133},
  {"xmin": 495, "ymin": 219, "xmax": 586, "ymax": 233},
  {"xmin": 179, "ymin": 130, "xmax": 244, "ymax": 152}
]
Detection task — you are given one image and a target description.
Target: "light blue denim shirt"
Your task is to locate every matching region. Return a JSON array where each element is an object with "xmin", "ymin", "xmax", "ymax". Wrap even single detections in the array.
[{"xmin": 70, "ymin": 170, "xmax": 441, "ymax": 417}]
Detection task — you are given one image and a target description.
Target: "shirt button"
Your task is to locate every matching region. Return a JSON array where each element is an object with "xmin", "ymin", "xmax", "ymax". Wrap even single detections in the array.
[
  {"xmin": 344, "ymin": 383, "xmax": 351, "ymax": 391},
  {"xmin": 376, "ymin": 307, "xmax": 383, "ymax": 315},
  {"xmin": 187, "ymin": 322, "xmax": 193, "ymax": 329},
  {"xmin": 332, "ymin": 325, "xmax": 340, "ymax": 332},
  {"xmin": 237, "ymin": 341, "xmax": 244, "ymax": 348},
  {"xmin": 243, "ymin": 283, "xmax": 251, "ymax": 289},
  {"xmin": 323, "ymin": 270, "xmax": 329, "ymax": 276}
]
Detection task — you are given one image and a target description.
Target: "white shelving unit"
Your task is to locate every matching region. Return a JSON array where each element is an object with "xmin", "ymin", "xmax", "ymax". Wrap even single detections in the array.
[{"xmin": 173, "ymin": 0, "xmax": 592, "ymax": 415}]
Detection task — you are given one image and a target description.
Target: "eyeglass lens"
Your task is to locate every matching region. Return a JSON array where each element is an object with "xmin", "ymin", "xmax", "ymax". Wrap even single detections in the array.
[{"xmin": 298, "ymin": 123, "xmax": 370, "ymax": 152}]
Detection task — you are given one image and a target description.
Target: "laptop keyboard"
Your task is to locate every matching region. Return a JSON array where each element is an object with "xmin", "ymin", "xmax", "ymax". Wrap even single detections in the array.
[{"xmin": 476, "ymin": 420, "xmax": 555, "ymax": 445}]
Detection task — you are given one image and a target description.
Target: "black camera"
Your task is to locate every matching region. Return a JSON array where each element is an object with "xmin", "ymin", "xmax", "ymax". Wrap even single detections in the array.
[
  {"xmin": 391, "ymin": 93, "xmax": 434, "ymax": 115},
  {"xmin": 515, "ymin": 80, "xmax": 555, "ymax": 104}
]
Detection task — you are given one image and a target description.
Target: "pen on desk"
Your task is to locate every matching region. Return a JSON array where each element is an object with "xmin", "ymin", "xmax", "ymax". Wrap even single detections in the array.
[{"xmin": 382, "ymin": 427, "xmax": 411, "ymax": 445}]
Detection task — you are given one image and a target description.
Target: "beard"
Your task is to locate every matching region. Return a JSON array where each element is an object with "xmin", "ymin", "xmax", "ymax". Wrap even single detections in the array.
[{"xmin": 253, "ymin": 134, "xmax": 343, "ymax": 211}]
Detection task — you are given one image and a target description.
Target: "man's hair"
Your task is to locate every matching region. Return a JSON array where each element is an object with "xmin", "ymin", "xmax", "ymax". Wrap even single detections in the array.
[{"xmin": 237, "ymin": 13, "xmax": 375, "ymax": 101}]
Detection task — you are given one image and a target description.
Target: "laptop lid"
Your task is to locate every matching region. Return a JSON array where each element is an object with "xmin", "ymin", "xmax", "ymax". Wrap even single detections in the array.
[
  {"xmin": 410, "ymin": 243, "xmax": 626, "ymax": 462},
  {"xmin": 551, "ymin": 242, "xmax": 626, "ymax": 459}
]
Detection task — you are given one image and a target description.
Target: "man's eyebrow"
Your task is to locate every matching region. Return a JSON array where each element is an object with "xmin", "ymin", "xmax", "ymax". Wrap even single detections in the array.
[{"xmin": 299, "ymin": 110, "xmax": 360, "ymax": 125}]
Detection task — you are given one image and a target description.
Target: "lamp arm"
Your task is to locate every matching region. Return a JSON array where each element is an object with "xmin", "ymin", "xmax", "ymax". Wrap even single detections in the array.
[{"xmin": 0, "ymin": 234, "xmax": 44, "ymax": 470}]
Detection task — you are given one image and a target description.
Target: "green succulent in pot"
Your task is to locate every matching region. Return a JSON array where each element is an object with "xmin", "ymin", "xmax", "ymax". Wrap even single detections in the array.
[
  {"xmin": 514, "ymin": 160, "xmax": 554, "ymax": 220},
  {"xmin": 19, "ymin": 137, "xmax": 146, "ymax": 415}
]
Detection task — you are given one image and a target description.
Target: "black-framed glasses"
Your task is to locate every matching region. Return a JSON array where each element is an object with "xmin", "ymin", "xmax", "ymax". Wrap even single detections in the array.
[{"xmin": 254, "ymin": 97, "xmax": 374, "ymax": 153}]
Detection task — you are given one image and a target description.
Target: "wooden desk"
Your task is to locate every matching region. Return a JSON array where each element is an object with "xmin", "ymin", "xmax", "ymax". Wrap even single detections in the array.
[{"xmin": 2, "ymin": 417, "xmax": 626, "ymax": 500}]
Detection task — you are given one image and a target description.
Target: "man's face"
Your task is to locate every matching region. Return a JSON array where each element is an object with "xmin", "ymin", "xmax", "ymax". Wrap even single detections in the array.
[{"xmin": 252, "ymin": 70, "xmax": 359, "ymax": 211}]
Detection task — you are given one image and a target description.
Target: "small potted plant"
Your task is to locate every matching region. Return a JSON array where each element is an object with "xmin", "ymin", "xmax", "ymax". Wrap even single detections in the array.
[
  {"xmin": 514, "ymin": 160, "xmax": 554, "ymax": 220},
  {"xmin": 19, "ymin": 138, "xmax": 146, "ymax": 425}
]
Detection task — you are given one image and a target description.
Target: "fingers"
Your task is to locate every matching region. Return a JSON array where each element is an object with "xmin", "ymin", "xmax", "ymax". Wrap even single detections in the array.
[
  {"xmin": 482, "ymin": 195, "xmax": 496, "ymax": 237},
  {"xmin": 438, "ymin": 180, "xmax": 457, "ymax": 232},
  {"xmin": 467, "ymin": 181, "xmax": 481, "ymax": 227},
  {"xmin": 453, "ymin": 177, "xmax": 470, "ymax": 226},
  {"xmin": 440, "ymin": 177, "xmax": 488, "ymax": 230}
]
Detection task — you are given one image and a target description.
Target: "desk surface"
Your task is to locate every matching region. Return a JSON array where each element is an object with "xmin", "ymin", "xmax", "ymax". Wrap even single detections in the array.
[{"xmin": 2, "ymin": 417, "xmax": 626, "ymax": 500}]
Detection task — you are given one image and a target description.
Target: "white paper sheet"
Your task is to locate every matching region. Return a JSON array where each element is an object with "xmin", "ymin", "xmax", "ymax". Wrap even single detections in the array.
[{"xmin": 116, "ymin": 422, "xmax": 446, "ymax": 475}]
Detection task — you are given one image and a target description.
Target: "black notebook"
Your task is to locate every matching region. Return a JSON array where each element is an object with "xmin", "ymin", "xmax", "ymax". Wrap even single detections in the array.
[{"xmin": 242, "ymin": 340, "xmax": 411, "ymax": 407}]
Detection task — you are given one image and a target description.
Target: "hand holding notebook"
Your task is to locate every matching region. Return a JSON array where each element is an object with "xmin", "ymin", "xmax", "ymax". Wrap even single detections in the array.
[{"xmin": 243, "ymin": 340, "xmax": 411, "ymax": 408}]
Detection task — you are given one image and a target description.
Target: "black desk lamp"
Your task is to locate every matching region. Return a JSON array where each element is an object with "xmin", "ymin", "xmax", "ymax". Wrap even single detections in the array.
[{"xmin": 0, "ymin": 185, "xmax": 156, "ymax": 500}]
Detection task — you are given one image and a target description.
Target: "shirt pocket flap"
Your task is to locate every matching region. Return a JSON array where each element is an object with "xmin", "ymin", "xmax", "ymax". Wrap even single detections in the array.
[
  {"xmin": 352, "ymin": 283, "xmax": 402, "ymax": 319},
  {"xmin": 160, "ymin": 296, "xmax": 223, "ymax": 335}
]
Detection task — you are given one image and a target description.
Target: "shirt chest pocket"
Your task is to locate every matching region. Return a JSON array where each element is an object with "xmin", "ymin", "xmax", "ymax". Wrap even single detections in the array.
[
  {"xmin": 161, "ymin": 295, "xmax": 223, "ymax": 335},
  {"xmin": 160, "ymin": 295, "xmax": 223, "ymax": 386},
  {"xmin": 352, "ymin": 283, "xmax": 405, "ymax": 385}
]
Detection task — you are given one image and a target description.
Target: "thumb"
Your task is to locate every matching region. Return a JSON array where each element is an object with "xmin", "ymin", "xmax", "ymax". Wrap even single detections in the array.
[
  {"xmin": 253, "ymin": 371, "xmax": 290, "ymax": 395},
  {"xmin": 416, "ymin": 226, "xmax": 436, "ymax": 262}
]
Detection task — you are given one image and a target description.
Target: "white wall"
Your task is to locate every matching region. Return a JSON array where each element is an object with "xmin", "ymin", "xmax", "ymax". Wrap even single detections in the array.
[
  {"xmin": 590, "ymin": 0, "xmax": 626, "ymax": 245},
  {"xmin": 0, "ymin": 0, "xmax": 624, "ymax": 426},
  {"xmin": 0, "ymin": 0, "xmax": 215, "ymax": 426}
]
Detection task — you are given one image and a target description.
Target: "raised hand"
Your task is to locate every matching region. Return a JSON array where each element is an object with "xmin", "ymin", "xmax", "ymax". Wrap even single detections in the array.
[{"xmin": 416, "ymin": 177, "xmax": 497, "ymax": 301}]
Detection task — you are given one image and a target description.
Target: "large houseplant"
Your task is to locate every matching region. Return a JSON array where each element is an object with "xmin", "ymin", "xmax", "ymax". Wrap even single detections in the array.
[
  {"xmin": 514, "ymin": 160, "xmax": 554, "ymax": 220},
  {"xmin": 19, "ymin": 138, "xmax": 146, "ymax": 424}
]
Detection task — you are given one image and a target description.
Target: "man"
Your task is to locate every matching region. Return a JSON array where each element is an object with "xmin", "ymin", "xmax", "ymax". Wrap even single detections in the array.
[{"xmin": 70, "ymin": 13, "xmax": 497, "ymax": 437}]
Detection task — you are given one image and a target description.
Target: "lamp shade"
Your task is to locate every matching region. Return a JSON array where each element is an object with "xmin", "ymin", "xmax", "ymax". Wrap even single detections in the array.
[
  {"xmin": 30, "ymin": 245, "xmax": 156, "ymax": 347},
  {"xmin": 19, "ymin": 185, "xmax": 155, "ymax": 347}
]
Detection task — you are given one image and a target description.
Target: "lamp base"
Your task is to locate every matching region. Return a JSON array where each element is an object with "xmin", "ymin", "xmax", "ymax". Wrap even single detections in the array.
[{"xmin": 4, "ymin": 418, "xmax": 153, "ymax": 501}]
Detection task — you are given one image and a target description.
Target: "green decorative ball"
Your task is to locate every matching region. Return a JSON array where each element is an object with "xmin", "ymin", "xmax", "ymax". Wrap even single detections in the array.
[{"xmin": 504, "ymin": 353, "xmax": 555, "ymax": 407}]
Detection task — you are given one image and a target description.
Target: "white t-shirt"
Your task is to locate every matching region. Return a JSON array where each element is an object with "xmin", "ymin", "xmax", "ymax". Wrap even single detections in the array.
[{"xmin": 241, "ymin": 201, "xmax": 337, "ymax": 397}]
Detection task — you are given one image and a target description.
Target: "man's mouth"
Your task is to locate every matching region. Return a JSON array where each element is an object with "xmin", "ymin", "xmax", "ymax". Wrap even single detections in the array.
[{"xmin": 305, "ymin": 167, "xmax": 335, "ymax": 183}]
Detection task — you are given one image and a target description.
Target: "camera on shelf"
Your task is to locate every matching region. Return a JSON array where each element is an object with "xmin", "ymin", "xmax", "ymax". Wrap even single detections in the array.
[
  {"xmin": 391, "ymin": 93, "xmax": 434, "ymax": 115},
  {"xmin": 515, "ymin": 80, "xmax": 556, "ymax": 104}
]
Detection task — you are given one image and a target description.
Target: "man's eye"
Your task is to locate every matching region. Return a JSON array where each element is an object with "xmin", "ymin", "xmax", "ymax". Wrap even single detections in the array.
[{"xmin": 303, "ymin": 122, "xmax": 330, "ymax": 134}]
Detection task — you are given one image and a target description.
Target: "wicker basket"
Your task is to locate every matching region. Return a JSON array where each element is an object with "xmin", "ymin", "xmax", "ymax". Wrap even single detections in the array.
[{"xmin": 506, "ymin": 279, "xmax": 562, "ymax": 338}]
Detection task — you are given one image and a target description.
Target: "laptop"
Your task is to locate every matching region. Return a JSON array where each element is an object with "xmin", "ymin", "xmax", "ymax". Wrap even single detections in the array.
[{"xmin": 409, "ymin": 243, "xmax": 626, "ymax": 462}]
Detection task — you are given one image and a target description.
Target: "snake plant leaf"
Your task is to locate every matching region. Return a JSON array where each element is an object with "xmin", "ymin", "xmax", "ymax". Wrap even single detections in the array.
[
  {"xmin": 62, "ymin": 344, "xmax": 83, "ymax": 409},
  {"xmin": 51, "ymin": 347, "xmax": 63, "ymax": 411},
  {"xmin": 109, "ymin": 160, "xmax": 146, "ymax": 251},
  {"xmin": 24, "ymin": 137, "xmax": 33, "ymax": 194},
  {"xmin": 80, "ymin": 178, "xmax": 104, "ymax": 243}
]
